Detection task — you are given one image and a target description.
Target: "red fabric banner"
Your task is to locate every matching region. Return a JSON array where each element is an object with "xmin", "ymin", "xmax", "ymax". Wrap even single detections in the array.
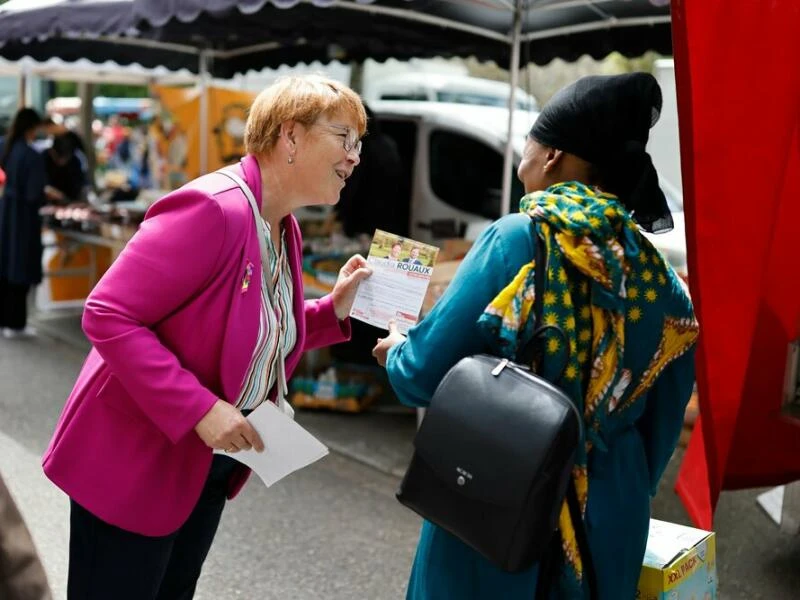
[{"xmin": 672, "ymin": 0, "xmax": 800, "ymax": 529}]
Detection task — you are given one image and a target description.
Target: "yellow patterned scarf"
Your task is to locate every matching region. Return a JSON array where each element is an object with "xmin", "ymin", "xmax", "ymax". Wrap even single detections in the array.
[{"xmin": 477, "ymin": 181, "xmax": 698, "ymax": 596}]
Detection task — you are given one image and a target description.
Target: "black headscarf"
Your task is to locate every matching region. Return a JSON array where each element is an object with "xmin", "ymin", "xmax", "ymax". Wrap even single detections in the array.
[{"xmin": 529, "ymin": 73, "xmax": 672, "ymax": 233}]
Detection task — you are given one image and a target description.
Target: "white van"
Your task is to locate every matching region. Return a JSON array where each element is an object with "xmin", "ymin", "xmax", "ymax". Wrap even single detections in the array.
[
  {"xmin": 369, "ymin": 99, "xmax": 686, "ymax": 276},
  {"xmin": 370, "ymin": 100, "xmax": 538, "ymax": 243},
  {"xmin": 366, "ymin": 73, "xmax": 539, "ymax": 112}
]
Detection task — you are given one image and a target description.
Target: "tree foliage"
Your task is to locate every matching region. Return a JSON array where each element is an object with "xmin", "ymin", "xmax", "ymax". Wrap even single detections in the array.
[{"xmin": 54, "ymin": 81, "xmax": 149, "ymax": 98}]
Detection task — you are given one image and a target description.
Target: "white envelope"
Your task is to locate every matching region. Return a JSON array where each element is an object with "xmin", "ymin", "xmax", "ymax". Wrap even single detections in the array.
[{"xmin": 214, "ymin": 401, "xmax": 328, "ymax": 487}]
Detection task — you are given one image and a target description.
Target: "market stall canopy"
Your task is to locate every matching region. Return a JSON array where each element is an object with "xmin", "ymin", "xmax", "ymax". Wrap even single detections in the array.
[
  {"xmin": 0, "ymin": 56, "xmax": 196, "ymax": 85},
  {"xmin": 0, "ymin": 0, "xmax": 672, "ymax": 78}
]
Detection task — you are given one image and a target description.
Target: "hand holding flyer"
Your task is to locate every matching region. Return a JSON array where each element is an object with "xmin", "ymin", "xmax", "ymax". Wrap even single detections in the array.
[{"xmin": 349, "ymin": 230, "xmax": 439, "ymax": 333}]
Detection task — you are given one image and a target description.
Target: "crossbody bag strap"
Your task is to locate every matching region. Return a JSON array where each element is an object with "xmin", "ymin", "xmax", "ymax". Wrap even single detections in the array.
[
  {"xmin": 518, "ymin": 219, "xmax": 569, "ymax": 378},
  {"xmin": 533, "ymin": 220, "xmax": 546, "ymax": 327},
  {"xmin": 218, "ymin": 169, "xmax": 292, "ymax": 418},
  {"xmin": 517, "ymin": 219, "xmax": 546, "ymax": 367},
  {"xmin": 566, "ymin": 481, "xmax": 598, "ymax": 600},
  {"xmin": 537, "ymin": 483, "xmax": 598, "ymax": 599}
]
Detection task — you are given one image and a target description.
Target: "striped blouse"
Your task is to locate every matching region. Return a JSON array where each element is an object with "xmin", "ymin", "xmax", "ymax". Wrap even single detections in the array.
[{"xmin": 235, "ymin": 219, "xmax": 297, "ymax": 411}]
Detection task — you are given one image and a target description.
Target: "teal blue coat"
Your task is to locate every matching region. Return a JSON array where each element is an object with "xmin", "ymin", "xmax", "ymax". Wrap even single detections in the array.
[{"xmin": 386, "ymin": 214, "xmax": 696, "ymax": 599}]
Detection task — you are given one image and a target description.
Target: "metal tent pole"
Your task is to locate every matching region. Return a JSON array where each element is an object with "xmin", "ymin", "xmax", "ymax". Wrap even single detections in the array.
[
  {"xmin": 500, "ymin": 0, "xmax": 524, "ymax": 216},
  {"xmin": 77, "ymin": 81, "xmax": 96, "ymax": 180},
  {"xmin": 199, "ymin": 50, "xmax": 210, "ymax": 175},
  {"xmin": 17, "ymin": 66, "xmax": 27, "ymax": 108}
]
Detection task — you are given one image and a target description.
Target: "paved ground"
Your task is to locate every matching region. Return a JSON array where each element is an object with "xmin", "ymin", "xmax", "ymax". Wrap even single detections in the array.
[
  {"xmin": 1, "ymin": 311, "xmax": 799, "ymax": 598},
  {"xmin": 0, "ymin": 319, "xmax": 419, "ymax": 600}
]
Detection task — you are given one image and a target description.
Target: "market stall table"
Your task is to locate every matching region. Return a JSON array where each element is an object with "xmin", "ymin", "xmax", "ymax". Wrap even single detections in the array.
[{"xmin": 43, "ymin": 228, "xmax": 128, "ymax": 290}]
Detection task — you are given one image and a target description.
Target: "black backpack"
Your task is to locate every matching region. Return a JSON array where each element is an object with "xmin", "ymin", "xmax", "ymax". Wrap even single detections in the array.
[{"xmin": 396, "ymin": 223, "xmax": 597, "ymax": 597}]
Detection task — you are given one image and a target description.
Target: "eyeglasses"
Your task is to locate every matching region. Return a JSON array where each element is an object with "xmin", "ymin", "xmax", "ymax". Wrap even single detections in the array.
[{"xmin": 320, "ymin": 123, "xmax": 362, "ymax": 156}]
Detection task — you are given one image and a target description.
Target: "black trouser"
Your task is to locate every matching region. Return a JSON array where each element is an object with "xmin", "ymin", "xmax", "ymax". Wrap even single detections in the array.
[
  {"xmin": 0, "ymin": 279, "xmax": 29, "ymax": 330},
  {"xmin": 68, "ymin": 455, "xmax": 239, "ymax": 600}
]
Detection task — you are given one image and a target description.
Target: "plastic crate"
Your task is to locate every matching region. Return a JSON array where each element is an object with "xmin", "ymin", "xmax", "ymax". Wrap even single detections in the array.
[{"xmin": 290, "ymin": 365, "xmax": 383, "ymax": 413}]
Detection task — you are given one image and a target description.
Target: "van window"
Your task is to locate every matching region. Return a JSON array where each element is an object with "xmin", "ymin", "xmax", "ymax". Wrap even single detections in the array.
[
  {"xmin": 428, "ymin": 130, "xmax": 524, "ymax": 219},
  {"xmin": 379, "ymin": 92, "xmax": 429, "ymax": 101}
]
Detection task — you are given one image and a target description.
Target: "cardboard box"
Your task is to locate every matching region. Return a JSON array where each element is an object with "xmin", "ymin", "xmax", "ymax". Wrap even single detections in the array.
[
  {"xmin": 637, "ymin": 519, "xmax": 717, "ymax": 600},
  {"xmin": 421, "ymin": 259, "xmax": 462, "ymax": 316},
  {"xmin": 438, "ymin": 238, "xmax": 473, "ymax": 262}
]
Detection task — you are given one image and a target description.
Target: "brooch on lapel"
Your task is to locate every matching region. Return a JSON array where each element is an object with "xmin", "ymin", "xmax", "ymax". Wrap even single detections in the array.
[{"xmin": 241, "ymin": 261, "xmax": 254, "ymax": 293}]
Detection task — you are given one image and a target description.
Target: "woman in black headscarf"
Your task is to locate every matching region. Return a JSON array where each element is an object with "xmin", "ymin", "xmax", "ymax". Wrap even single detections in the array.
[{"xmin": 373, "ymin": 73, "xmax": 698, "ymax": 599}]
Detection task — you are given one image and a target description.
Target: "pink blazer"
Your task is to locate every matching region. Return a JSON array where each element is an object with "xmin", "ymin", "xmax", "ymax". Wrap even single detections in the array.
[{"xmin": 43, "ymin": 155, "xmax": 351, "ymax": 536}]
